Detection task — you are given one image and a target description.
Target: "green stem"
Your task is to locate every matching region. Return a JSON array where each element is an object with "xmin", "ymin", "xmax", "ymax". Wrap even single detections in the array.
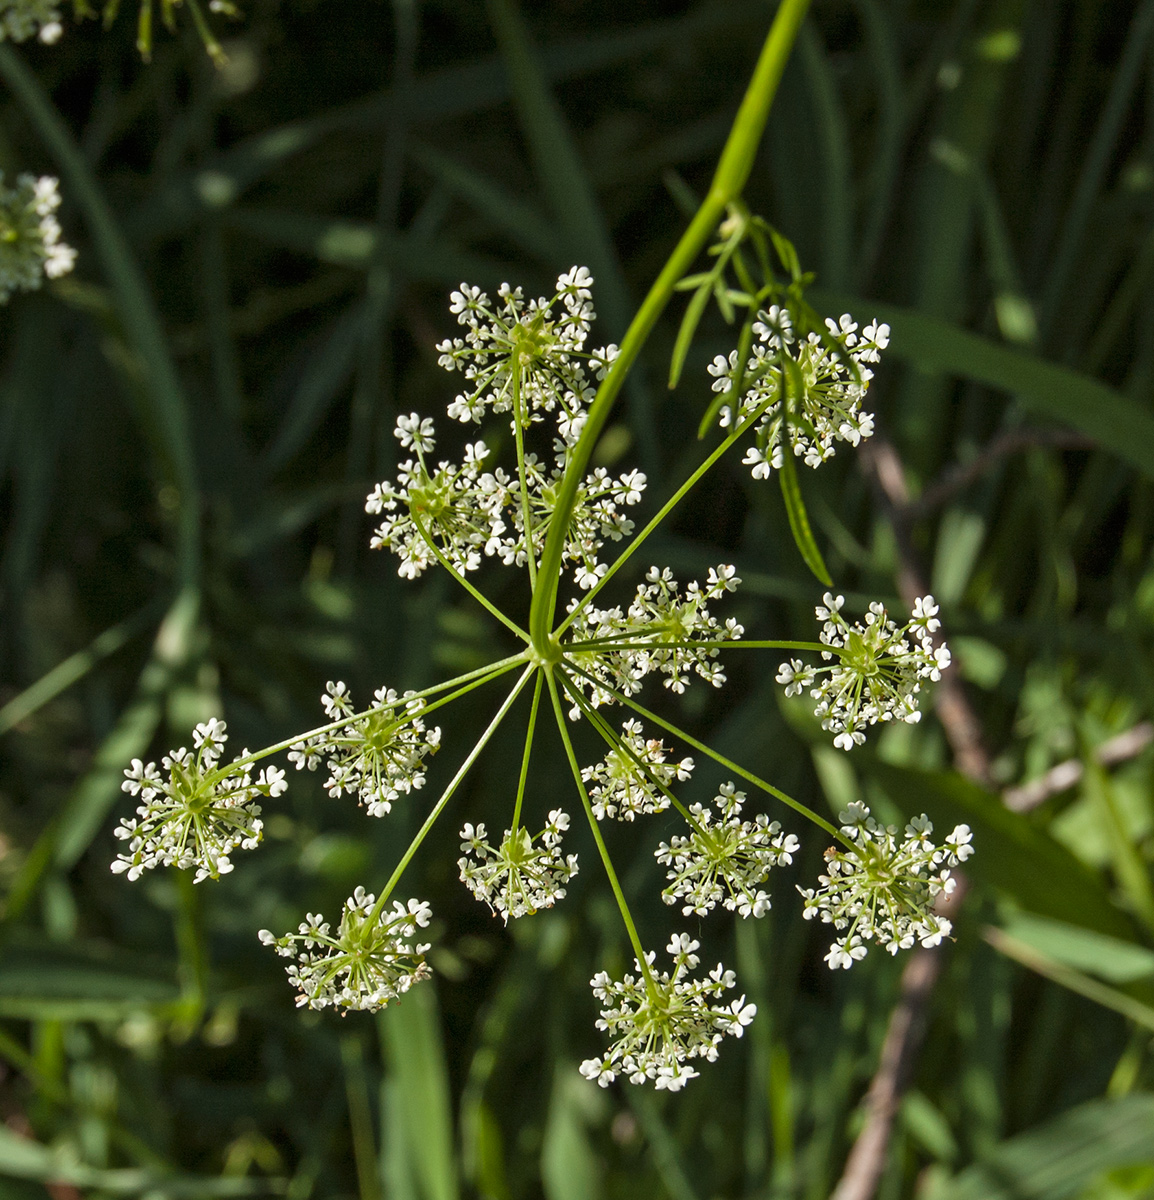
[
  {"xmin": 510, "ymin": 671, "xmax": 544, "ymax": 833},
  {"xmin": 558, "ymin": 673, "xmax": 706, "ymax": 838},
  {"xmin": 0, "ymin": 44, "xmax": 201, "ymax": 594},
  {"xmin": 565, "ymin": 639, "xmax": 831, "ymax": 655},
  {"xmin": 226, "ymin": 652, "xmax": 529, "ymax": 772},
  {"xmin": 545, "ymin": 671, "xmax": 657, "ymax": 996},
  {"xmin": 528, "ymin": 0, "xmax": 812, "ymax": 651},
  {"xmin": 370, "ymin": 664, "xmax": 534, "ymax": 921},
  {"xmin": 564, "ymin": 662, "xmax": 846, "ymax": 845},
  {"xmin": 411, "ymin": 511, "xmax": 530, "ymax": 643}
]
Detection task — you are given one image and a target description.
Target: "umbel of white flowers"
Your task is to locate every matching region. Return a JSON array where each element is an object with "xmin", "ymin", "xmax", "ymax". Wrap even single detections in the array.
[
  {"xmin": 112, "ymin": 263, "xmax": 969, "ymax": 1091},
  {"xmin": 778, "ymin": 593, "xmax": 951, "ymax": 749},
  {"xmin": 0, "ymin": 173, "xmax": 76, "ymax": 303},
  {"xmin": 800, "ymin": 802, "xmax": 974, "ymax": 968},
  {"xmin": 0, "ymin": 0, "xmax": 63, "ymax": 43}
]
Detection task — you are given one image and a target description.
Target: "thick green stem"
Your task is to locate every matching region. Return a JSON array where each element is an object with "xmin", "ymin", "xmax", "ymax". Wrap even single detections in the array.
[
  {"xmin": 371, "ymin": 665, "xmax": 535, "ymax": 921},
  {"xmin": 545, "ymin": 671, "xmax": 657, "ymax": 995},
  {"xmin": 528, "ymin": 0, "xmax": 812, "ymax": 650},
  {"xmin": 564, "ymin": 662, "xmax": 846, "ymax": 845}
]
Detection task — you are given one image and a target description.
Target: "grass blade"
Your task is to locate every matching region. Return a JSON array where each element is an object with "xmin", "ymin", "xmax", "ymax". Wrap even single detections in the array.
[{"xmin": 810, "ymin": 289, "xmax": 1154, "ymax": 479}]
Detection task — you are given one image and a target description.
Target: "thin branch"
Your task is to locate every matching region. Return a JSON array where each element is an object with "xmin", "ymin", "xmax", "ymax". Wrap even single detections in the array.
[
  {"xmin": 1003, "ymin": 721, "xmax": 1154, "ymax": 812},
  {"xmin": 831, "ymin": 439, "xmax": 993, "ymax": 1200},
  {"xmin": 909, "ymin": 427, "xmax": 1093, "ymax": 519},
  {"xmin": 859, "ymin": 438, "xmax": 992, "ymax": 785}
]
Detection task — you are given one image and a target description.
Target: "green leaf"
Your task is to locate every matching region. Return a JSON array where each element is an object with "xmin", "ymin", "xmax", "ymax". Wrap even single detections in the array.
[
  {"xmin": 0, "ymin": 940, "xmax": 179, "ymax": 1020},
  {"xmin": 778, "ymin": 361, "xmax": 832, "ymax": 585},
  {"xmin": 0, "ymin": 600, "xmax": 160, "ymax": 736},
  {"xmin": 809, "ymin": 289, "xmax": 1154, "ymax": 479},
  {"xmin": 669, "ymin": 282, "xmax": 714, "ymax": 390},
  {"xmin": 0, "ymin": 1123, "xmax": 282, "ymax": 1194},
  {"xmin": 936, "ymin": 1094, "xmax": 1154, "ymax": 1200},
  {"xmin": 541, "ymin": 1068, "xmax": 604, "ymax": 1200},
  {"xmin": 407, "ymin": 141, "xmax": 560, "ymax": 263},
  {"xmin": 3, "ymin": 592, "xmax": 198, "ymax": 925},
  {"xmin": 379, "ymin": 985, "xmax": 459, "ymax": 1200},
  {"xmin": 998, "ymin": 912, "xmax": 1154, "ymax": 985},
  {"xmin": 222, "ymin": 210, "xmax": 504, "ymax": 281},
  {"xmin": 138, "ymin": 4, "xmax": 769, "ymax": 237}
]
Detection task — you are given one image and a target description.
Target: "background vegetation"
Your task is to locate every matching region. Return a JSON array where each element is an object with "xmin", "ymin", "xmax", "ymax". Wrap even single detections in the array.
[{"xmin": 3, "ymin": 0, "xmax": 1154, "ymax": 1196}]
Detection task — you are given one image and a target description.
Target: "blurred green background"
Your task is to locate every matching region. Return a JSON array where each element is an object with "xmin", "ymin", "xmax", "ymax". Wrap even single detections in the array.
[{"xmin": 4, "ymin": 0, "xmax": 1154, "ymax": 1196}]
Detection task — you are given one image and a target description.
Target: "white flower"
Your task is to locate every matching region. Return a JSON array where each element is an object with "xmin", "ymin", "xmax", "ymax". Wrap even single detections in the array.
[
  {"xmin": 367, "ymin": 270, "xmax": 646, "ymax": 589},
  {"xmin": 261, "ymin": 887, "xmax": 433, "ymax": 1011},
  {"xmin": 656, "ymin": 783, "xmax": 799, "ymax": 917},
  {"xmin": 0, "ymin": 174, "xmax": 76, "ymax": 303},
  {"xmin": 579, "ymin": 935, "xmax": 755, "ymax": 1091},
  {"xmin": 288, "ymin": 682, "xmax": 440, "ymax": 817},
  {"xmin": 581, "ymin": 719, "xmax": 693, "ymax": 820},
  {"xmin": 779, "ymin": 594, "xmax": 949, "ymax": 748},
  {"xmin": 458, "ymin": 811, "xmax": 578, "ymax": 921},
  {"xmin": 112, "ymin": 720, "xmax": 270, "ymax": 883},
  {"xmin": 0, "ymin": 0, "xmax": 63, "ymax": 43},
  {"xmin": 565, "ymin": 565, "xmax": 744, "ymax": 710},
  {"xmin": 437, "ymin": 268, "xmax": 609, "ymax": 440},
  {"xmin": 717, "ymin": 306, "xmax": 887, "ymax": 478},
  {"xmin": 798, "ymin": 804, "xmax": 971, "ymax": 968}
]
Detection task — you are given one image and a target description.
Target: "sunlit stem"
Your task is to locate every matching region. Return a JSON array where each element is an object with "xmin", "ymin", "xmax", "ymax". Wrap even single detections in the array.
[
  {"xmin": 225, "ymin": 652, "xmax": 530, "ymax": 772},
  {"xmin": 411, "ymin": 510, "xmax": 530, "ymax": 643},
  {"xmin": 370, "ymin": 664, "xmax": 535, "ymax": 922},
  {"xmin": 564, "ymin": 661, "xmax": 848, "ymax": 846},
  {"xmin": 545, "ymin": 671, "xmax": 659, "ymax": 999},
  {"xmin": 529, "ymin": 0, "xmax": 812, "ymax": 649},
  {"xmin": 510, "ymin": 671, "xmax": 544, "ymax": 833},
  {"xmin": 510, "ymin": 357, "xmax": 538, "ymax": 593},
  {"xmin": 558, "ymin": 673, "xmax": 707, "ymax": 840}
]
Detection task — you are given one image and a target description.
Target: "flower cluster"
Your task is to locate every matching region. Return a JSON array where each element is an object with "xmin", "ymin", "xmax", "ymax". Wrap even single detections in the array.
[
  {"xmin": 113, "ymin": 719, "xmax": 281, "ymax": 883},
  {"xmin": 0, "ymin": 0, "xmax": 63, "ymax": 43},
  {"xmin": 657, "ymin": 783, "xmax": 800, "ymax": 917},
  {"xmin": 800, "ymin": 803, "xmax": 974, "ymax": 969},
  {"xmin": 566, "ymin": 564, "xmax": 743, "ymax": 711},
  {"xmin": 0, "ymin": 174, "xmax": 76, "ymax": 303},
  {"xmin": 708, "ymin": 307, "xmax": 888, "ymax": 478},
  {"xmin": 777, "ymin": 594, "xmax": 951, "ymax": 750},
  {"xmin": 458, "ymin": 811, "xmax": 578, "ymax": 921},
  {"xmin": 108, "ymin": 261, "xmax": 967, "ymax": 1093},
  {"xmin": 579, "ymin": 934, "xmax": 756, "ymax": 1092},
  {"xmin": 287, "ymin": 682, "xmax": 441, "ymax": 817},
  {"xmin": 581, "ymin": 719, "xmax": 694, "ymax": 821},
  {"xmin": 366, "ymin": 270, "xmax": 644, "ymax": 589},
  {"xmin": 365, "ymin": 417, "xmax": 645, "ymax": 588},
  {"xmin": 436, "ymin": 268, "xmax": 616, "ymax": 440},
  {"xmin": 260, "ymin": 888, "xmax": 432, "ymax": 1011}
]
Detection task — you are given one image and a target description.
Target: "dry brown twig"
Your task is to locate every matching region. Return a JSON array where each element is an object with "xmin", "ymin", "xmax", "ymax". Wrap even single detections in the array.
[{"xmin": 830, "ymin": 436, "xmax": 1152, "ymax": 1200}]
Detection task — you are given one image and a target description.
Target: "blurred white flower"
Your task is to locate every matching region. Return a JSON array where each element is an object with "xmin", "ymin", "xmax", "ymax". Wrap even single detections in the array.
[{"xmin": 0, "ymin": 174, "xmax": 76, "ymax": 303}]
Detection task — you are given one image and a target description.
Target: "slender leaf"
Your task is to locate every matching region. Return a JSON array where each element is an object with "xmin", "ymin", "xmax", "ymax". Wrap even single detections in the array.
[
  {"xmin": 936, "ymin": 1093, "xmax": 1154, "ymax": 1200},
  {"xmin": 811, "ymin": 289, "xmax": 1154, "ymax": 479}
]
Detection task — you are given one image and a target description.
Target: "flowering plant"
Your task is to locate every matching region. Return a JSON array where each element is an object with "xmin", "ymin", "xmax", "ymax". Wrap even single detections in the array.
[{"xmin": 109, "ymin": 8, "xmax": 973, "ymax": 1091}]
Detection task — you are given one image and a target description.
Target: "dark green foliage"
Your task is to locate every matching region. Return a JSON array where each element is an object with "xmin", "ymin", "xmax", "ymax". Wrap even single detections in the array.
[{"xmin": 2, "ymin": 1, "xmax": 1154, "ymax": 1197}]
